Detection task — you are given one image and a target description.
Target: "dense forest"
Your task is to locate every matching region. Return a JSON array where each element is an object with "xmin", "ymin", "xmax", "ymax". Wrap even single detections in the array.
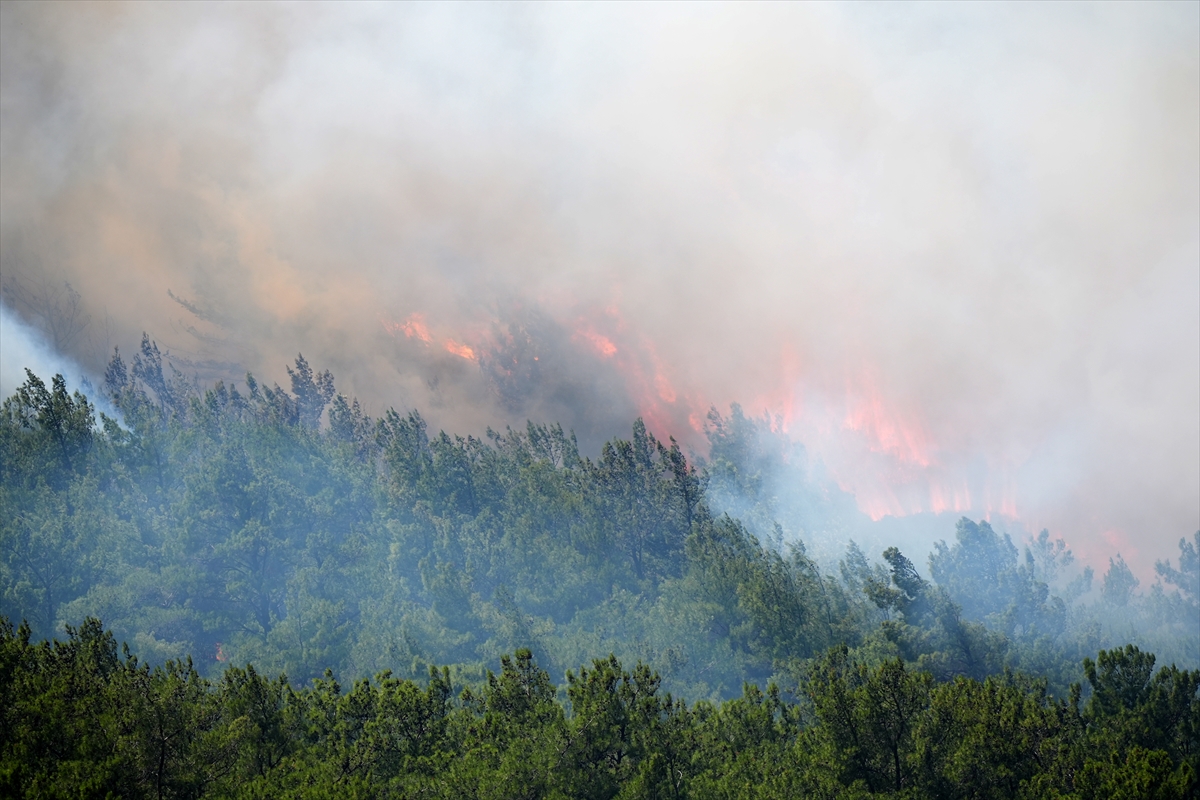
[
  {"xmin": 4, "ymin": 620, "xmax": 1197, "ymax": 798},
  {"xmin": 1, "ymin": 342, "xmax": 1197, "ymax": 797}
]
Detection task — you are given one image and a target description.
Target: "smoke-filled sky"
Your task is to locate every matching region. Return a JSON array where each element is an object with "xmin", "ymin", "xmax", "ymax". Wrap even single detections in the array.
[{"xmin": 2, "ymin": 1, "xmax": 1197, "ymax": 575}]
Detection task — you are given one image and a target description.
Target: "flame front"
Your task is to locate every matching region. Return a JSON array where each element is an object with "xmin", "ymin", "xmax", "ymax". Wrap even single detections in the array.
[
  {"xmin": 713, "ymin": 353, "xmax": 1024, "ymax": 525},
  {"xmin": 385, "ymin": 303, "xmax": 1028, "ymax": 528},
  {"xmin": 842, "ymin": 374, "xmax": 932, "ymax": 469}
]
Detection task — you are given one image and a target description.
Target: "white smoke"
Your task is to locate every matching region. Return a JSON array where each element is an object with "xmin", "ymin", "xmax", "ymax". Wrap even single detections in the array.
[
  {"xmin": 1, "ymin": 2, "xmax": 1196, "ymax": 575},
  {"xmin": 0, "ymin": 303, "xmax": 91, "ymax": 399}
]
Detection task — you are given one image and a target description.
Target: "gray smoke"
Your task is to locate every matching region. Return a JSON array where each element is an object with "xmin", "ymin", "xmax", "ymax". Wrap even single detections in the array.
[{"xmin": 1, "ymin": 2, "xmax": 1196, "ymax": 575}]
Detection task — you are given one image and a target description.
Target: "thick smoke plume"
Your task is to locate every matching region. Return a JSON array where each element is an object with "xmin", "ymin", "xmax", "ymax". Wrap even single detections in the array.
[{"xmin": 1, "ymin": 2, "xmax": 1197, "ymax": 575}]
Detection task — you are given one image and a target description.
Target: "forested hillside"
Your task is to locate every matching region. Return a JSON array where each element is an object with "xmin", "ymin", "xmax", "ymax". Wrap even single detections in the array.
[
  {"xmin": 3, "ymin": 619, "xmax": 1196, "ymax": 798},
  {"xmin": 1, "ymin": 344, "xmax": 1196, "ymax": 698},
  {"xmin": 1, "ymin": 344, "xmax": 1199, "ymax": 796}
]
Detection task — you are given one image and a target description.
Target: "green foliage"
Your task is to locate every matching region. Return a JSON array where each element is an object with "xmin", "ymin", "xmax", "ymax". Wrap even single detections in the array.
[
  {"xmin": 2, "ymin": 351, "xmax": 1196, "ymax": 696},
  {"xmin": 2, "ymin": 345, "xmax": 1199, "ymax": 797},
  {"xmin": 1155, "ymin": 532, "xmax": 1199, "ymax": 611},
  {"xmin": 7, "ymin": 352, "xmax": 842, "ymax": 692},
  {"xmin": 1102, "ymin": 555, "xmax": 1140, "ymax": 608},
  {"xmin": 2, "ymin": 619, "xmax": 1197, "ymax": 798}
]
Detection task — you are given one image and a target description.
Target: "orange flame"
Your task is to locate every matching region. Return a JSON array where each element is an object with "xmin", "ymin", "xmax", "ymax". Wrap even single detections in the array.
[
  {"xmin": 746, "ymin": 342, "xmax": 803, "ymax": 435},
  {"xmin": 929, "ymin": 481, "xmax": 973, "ymax": 515},
  {"xmin": 738, "ymin": 361, "xmax": 1034, "ymax": 523},
  {"xmin": 383, "ymin": 313, "xmax": 479, "ymax": 362},
  {"xmin": 566, "ymin": 308, "xmax": 695, "ymax": 438},
  {"xmin": 382, "ymin": 313, "xmax": 433, "ymax": 343},
  {"xmin": 401, "ymin": 313, "xmax": 432, "ymax": 343},
  {"xmin": 842, "ymin": 376, "xmax": 932, "ymax": 468},
  {"xmin": 576, "ymin": 328, "xmax": 618, "ymax": 358},
  {"xmin": 444, "ymin": 339, "xmax": 477, "ymax": 361},
  {"xmin": 387, "ymin": 302, "xmax": 1034, "ymax": 531},
  {"xmin": 215, "ymin": 643, "xmax": 227, "ymax": 663}
]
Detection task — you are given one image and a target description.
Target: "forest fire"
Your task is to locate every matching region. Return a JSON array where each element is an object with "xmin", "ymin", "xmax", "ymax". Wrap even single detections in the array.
[
  {"xmin": 559, "ymin": 306, "xmax": 1015, "ymax": 524},
  {"xmin": 1, "ymin": 7, "xmax": 1195, "ymax": 795},
  {"xmin": 382, "ymin": 299, "xmax": 1036, "ymax": 529}
]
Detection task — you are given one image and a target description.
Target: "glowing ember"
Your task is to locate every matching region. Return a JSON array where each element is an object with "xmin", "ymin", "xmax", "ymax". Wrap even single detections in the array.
[{"xmin": 445, "ymin": 339, "xmax": 477, "ymax": 361}]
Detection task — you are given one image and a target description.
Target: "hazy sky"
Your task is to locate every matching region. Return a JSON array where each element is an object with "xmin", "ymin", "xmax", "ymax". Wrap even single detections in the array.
[{"xmin": 2, "ymin": 2, "xmax": 1197, "ymax": 575}]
